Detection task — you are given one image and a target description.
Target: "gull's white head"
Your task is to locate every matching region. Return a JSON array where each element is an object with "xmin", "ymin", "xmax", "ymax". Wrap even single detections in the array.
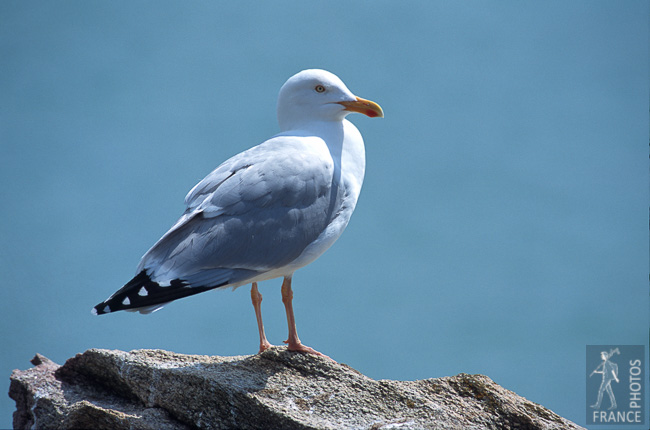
[{"xmin": 277, "ymin": 69, "xmax": 383, "ymax": 131}]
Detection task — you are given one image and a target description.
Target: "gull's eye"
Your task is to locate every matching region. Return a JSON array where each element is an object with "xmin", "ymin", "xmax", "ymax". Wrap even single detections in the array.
[{"xmin": 314, "ymin": 85, "xmax": 326, "ymax": 93}]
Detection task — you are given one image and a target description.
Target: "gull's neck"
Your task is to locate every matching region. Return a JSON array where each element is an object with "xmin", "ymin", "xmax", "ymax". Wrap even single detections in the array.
[
  {"xmin": 278, "ymin": 119, "xmax": 343, "ymax": 153},
  {"xmin": 278, "ymin": 118, "xmax": 365, "ymax": 186}
]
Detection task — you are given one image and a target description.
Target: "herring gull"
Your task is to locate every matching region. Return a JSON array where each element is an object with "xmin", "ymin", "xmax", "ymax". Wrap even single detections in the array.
[{"xmin": 93, "ymin": 69, "xmax": 383, "ymax": 356}]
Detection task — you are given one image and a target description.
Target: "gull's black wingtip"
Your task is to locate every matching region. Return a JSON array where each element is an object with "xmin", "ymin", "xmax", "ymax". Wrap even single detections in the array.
[
  {"xmin": 92, "ymin": 303, "xmax": 110, "ymax": 315},
  {"xmin": 92, "ymin": 271, "xmax": 165, "ymax": 315},
  {"xmin": 92, "ymin": 271, "xmax": 223, "ymax": 316}
]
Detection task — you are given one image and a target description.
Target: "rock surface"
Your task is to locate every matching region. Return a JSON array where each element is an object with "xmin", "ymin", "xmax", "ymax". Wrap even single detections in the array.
[{"xmin": 9, "ymin": 347, "xmax": 583, "ymax": 430}]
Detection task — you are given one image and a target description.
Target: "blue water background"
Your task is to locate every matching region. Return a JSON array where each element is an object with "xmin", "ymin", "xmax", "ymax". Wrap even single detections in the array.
[{"xmin": 1, "ymin": 2, "xmax": 648, "ymax": 427}]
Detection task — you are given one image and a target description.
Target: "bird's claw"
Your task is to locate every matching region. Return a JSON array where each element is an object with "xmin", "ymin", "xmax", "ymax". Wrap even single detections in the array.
[
  {"xmin": 258, "ymin": 340, "xmax": 273, "ymax": 354},
  {"xmin": 284, "ymin": 340, "xmax": 332, "ymax": 360}
]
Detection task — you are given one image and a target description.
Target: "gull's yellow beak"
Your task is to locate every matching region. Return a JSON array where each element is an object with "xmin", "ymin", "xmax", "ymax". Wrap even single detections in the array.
[{"xmin": 339, "ymin": 97, "xmax": 384, "ymax": 118}]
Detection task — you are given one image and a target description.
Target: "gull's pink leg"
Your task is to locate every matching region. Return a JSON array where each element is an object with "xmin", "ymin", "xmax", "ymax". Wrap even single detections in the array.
[
  {"xmin": 280, "ymin": 276, "xmax": 328, "ymax": 358},
  {"xmin": 251, "ymin": 282, "xmax": 273, "ymax": 353}
]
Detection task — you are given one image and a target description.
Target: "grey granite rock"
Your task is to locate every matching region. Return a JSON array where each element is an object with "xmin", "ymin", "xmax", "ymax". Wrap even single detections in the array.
[{"xmin": 9, "ymin": 347, "xmax": 584, "ymax": 430}]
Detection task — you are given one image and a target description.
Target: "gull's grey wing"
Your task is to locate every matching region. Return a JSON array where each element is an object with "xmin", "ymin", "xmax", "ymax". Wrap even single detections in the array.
[{"xmin": 137, "ymin": 136, "xmax": 340, "ymax": 287}]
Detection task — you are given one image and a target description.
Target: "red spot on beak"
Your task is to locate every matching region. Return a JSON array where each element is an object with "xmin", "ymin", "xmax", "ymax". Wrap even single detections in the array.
[{"xmin": 338, "ymin": 97, "xmax": 384, "ymax": 118}]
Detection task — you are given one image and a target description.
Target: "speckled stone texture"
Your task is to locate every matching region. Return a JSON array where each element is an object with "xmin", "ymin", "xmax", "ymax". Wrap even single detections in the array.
[{"xmin": 9, "ymin": 348, "xmax": 584, "ymax": 430}]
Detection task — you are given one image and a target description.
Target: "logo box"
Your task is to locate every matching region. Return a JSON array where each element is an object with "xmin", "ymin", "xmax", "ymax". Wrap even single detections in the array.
[{"xmin": 586, "ymin": 345, "xmax": 645, "ymax": 427}]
